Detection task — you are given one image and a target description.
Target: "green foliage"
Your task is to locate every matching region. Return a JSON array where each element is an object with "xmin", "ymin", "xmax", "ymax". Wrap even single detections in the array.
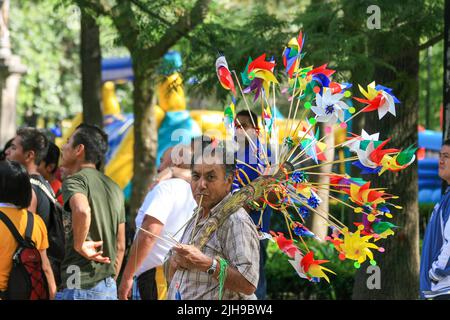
[
  {"xmin": 267, "ymin": 202, "xmax": 356, "ymax": 299},
  {"xmin": 179, "ymin": 0, "xmax": 444, "ymax": 119},
  {"xmin": 10, "ymin": 0, "xmax": 444, "ymax": 124},
  {"xmin": 10, "ymin": 0, "xmax": 81, "ymax": 121},
  {"xmin": 266, "ymin": 239, "xmax": 355, "ymax": 300},
  {"xmin": 418, "ymin": 41, "xmax": 444, "ymax": 131}
]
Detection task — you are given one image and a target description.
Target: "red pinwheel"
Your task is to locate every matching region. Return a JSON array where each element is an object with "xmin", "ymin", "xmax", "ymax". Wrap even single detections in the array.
[
  {"xmin": 270, "ymin": 231, "xmax": 300, "ymax": 258},
  {"xmin": 369, "ymin": 139, "xmax": 399, "ymax": 165},
  {"xmin": 216, "ymin": 56, "xmax": 236, "ymax": 96}
]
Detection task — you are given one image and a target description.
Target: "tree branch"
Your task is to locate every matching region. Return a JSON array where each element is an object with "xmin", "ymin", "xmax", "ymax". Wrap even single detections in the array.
[
  {"xmin": 77, "ymin": 0, "xmax": 140, "ymax": 52},
  {"xmin": 148, "ymin": 0, "xmax": 212, "ymax": 60},
  {"xmin": 129, "ymin": 0, "xmax": 216, "ymax": 52},
  {"xmin": 75, "ymin": 0, "xmax": 109, "ymax": 16},
  {"xmin": 419, "ymin": 32, "xmax": 444, "ymax": 51},
  {"xmin": 109, "ymin": 2, "xmax": 140, "ymax": 52}
]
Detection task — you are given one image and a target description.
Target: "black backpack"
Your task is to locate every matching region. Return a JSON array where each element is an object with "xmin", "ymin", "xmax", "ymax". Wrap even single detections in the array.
[
  {"xmin": 30, "ymin": 177, "xmax": 65, "ymax": 262},
  {"xmin": 0, "ymin": 210, "xmax": 49, "ymax": 300}
]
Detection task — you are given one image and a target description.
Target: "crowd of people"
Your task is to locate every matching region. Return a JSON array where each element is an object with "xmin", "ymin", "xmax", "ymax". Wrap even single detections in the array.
[
  {"xmin": 1, "ymin": 119, "xmax": 450, "ymax": 300},
  {"xmin": 0, "ymin": 115, "xmax": 268, "ymax": 300}
]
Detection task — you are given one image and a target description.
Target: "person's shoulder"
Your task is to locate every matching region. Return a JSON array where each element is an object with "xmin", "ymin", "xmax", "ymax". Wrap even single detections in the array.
[
  {"xmin": 65, "ymin": 169, "xmax": 88, "ymax": 183},
  {"xmin": 31, "ymin": 211, "xmax": 48, "ymax": 235},
  {"xmin": 158, "ymin": 178, "xmax": 190, "ymax": 192},
  {"xmin": 226, "ymin": 207, "xmax": 255, "ymax": 227},
  {"xmin": 80, "ymin": 168, "xmax": 120, "ymax": 191}
]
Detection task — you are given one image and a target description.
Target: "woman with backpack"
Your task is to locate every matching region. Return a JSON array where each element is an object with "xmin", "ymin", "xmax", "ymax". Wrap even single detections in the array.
[{"xmin": 0, "ymin": 160, "xmax": 56, "ymax": 300}]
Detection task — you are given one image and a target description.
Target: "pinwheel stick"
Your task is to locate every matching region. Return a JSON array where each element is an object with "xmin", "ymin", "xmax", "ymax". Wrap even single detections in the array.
[
  {"xmin": 291, "ymin": 156, "xmax": 359, "ymax": 172},
  {"xmin": 286, "ymin": 96, "xmax": 303, "ymax": 141},
  {"xmin": 289, "ymin": 192, "xmax": 345, "ymax": 231},
  {"xmin": 188, "ymin": 195, "xmax": 204, "ymax": 244},
  {"xmin": 284, "ymin": 74, "xmax": 300, "ymax": 138},
  {"xmin": 235, "ymin": 117, "xmax": 270, "ymax": 167},
  {"xmin": 138, "ymin": 227, "xmax": 181, "ymax": 248},
  {"xmin": 231, "ymin": 70, "xmax": 258, "ymax": 128},
  {"xmin": 272, "ymin": 82, "xmax": 279, "ymax": 164},
  {"xmin": 294, "ymin": 135, "xmax": 365, "ymax": 167},
  {"xmin": 343, "ymin": 105, "xmax": 369, "ymax": 125},
  {"xmin": 235, "ymin": 159, "xmax": 264, "ymax": 175}
]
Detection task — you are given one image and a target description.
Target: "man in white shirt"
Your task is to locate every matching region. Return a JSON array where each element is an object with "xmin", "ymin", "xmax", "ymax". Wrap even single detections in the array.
[{"xmin": 118, "ymin": 145, "xmax": 196, "ymax": 300}]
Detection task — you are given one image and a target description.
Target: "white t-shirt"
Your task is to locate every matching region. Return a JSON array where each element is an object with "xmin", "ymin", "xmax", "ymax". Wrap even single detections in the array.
[{"xmin": 134, "ymin": 178, "xmax": 196, "ymax": 277}]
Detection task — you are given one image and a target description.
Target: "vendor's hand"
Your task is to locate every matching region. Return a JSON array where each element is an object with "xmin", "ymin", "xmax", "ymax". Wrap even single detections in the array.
[
  {"xmin": 77, "ymin": 241, "xmax": 111, "ymax": 264},
  {"xmin": 118, "ymin": 276, "xmax": 133, "ymax": 300},
  {"xmin": 172, "ymin": 244, "xmax": 212, "ymax": 272}
]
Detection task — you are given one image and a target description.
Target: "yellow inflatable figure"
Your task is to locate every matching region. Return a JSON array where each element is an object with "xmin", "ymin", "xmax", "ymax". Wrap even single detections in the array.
[
  {"xmin": 157, "ymin": 73, "xmax": 186, "ymax": 112},
  {"xmin": 102, "ymin": 81, "xmax": 121, "ymax": 116}
]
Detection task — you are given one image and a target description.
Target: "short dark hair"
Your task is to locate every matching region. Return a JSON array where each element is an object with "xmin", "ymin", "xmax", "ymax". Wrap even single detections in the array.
[
  {"xmin": 236, "ymin": 110, "xmax": 258, "ymax": 128},
  {"xmin": 191, "ymin": 140, "xmax": 236, "ymax": 178},
  {"xmin": 0, "ymin": 160, "xmax": 32, "ymax": 208},
  {"xmin": 72, "ymin": 124, "xmax": 108, "ymax": 166},
  {"xmin": 42, "ymin": 142, "xmax": 60, "ymax": 174},
  {"xmin": 444, "ymin": 139, "xmax": 450, "ymax": 147},
  {"xmin": 0, "ymin": 138, "xmax": 13, "ymax": 161},
  {"xmin": 16, "ymin": 128, "xmax": 49, "ymax": 165}
]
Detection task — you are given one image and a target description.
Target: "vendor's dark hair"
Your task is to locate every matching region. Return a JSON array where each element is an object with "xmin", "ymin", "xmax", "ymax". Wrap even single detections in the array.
[
  {"xmin": 73, "ymin": 124, "xmax": 108, "ymax": 167},
  {"xmin": 236, "ymin": 110, "xmax": 258, "ymax": 128},
  {"xmin": 444, "ymin": 139, "xmax": 450, "ymax": 147},
  {"xmin": 0, "ymin": 160, "xmax": 32, "ymax": 208},
  {"xmin": 16, "ymin": 128, "xmax": 49, "ymax": 165}
]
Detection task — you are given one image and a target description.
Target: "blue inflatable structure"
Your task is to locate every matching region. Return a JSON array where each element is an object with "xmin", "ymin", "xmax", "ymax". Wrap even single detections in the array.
[{"xmin": 418, "ymin": 130, "xmax": 443, "ymax": 204}]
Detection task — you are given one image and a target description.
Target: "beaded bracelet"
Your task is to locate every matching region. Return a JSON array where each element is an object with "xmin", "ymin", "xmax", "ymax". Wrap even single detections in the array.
[{"xmin": 218, "ymin": 257, "xmax": 228, "ymax": 300}]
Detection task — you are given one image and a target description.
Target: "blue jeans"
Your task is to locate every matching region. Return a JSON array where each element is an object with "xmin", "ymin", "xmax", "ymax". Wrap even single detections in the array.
[{"xmin": 56, "ymin": 277, "xmax": 117, "ymax": 300}]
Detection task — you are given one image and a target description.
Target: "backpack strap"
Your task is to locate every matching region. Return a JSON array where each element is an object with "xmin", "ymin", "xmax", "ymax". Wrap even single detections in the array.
[
  {"xmin": 30, "ymin": 177, "xmax": 56, "ymax": 204},
  {"xmin": 24, "ymin": 211, "xmax": 34, "ymax": 243},
  {"xmin": 0, "ymin": 210, "xmax": 27, "ymax": 247}
]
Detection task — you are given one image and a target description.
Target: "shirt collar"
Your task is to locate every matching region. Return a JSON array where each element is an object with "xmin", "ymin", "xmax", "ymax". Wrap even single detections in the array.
[{"xmin": 0, "ymin": 203, "xmax": 19, "ymax": 209}]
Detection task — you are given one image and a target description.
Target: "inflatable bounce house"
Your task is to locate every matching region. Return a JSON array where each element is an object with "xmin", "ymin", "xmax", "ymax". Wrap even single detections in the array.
[
  {"xmin": 418, "ymin": 128, "xmax": 443, "ymax": 204},
  {"xmin": 57, "ymin": 51, "xmax": 291, "ymax": 198}
]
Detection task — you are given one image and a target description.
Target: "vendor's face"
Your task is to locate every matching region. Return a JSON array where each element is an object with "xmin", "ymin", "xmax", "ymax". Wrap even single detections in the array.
[
  {"xmin": 439, "ymin": 145, "xmax": 450, "ymax": 183},
  {"xmin": 191, "ymin": 155, "xmax": 233, "ymax": 213}
]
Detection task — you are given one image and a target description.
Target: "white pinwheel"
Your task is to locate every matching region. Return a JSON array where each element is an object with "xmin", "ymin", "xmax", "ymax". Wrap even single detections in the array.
[{"xmin": 310, "ymin": 88, "xmax": 350, "ymax": 125}]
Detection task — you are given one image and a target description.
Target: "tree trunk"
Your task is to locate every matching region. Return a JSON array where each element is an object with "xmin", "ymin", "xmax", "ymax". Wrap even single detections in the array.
[
  {"xmin": 80, "ymin": 9, "xmax": 102, "ymax": 128},
  {"xmin": 444, "ymin": 0, "xmax": 450, "ymax": 141},
  {"xmin": 352, "ymin": 37, "xmax": 420, "ymax": 300},
  {"xmin": 310, "ymin": 122, "xmax": 335, "ymax": 239},
  {"xmin": 129, "ymin": 62, "xmax": 158, "ymax": 229}
]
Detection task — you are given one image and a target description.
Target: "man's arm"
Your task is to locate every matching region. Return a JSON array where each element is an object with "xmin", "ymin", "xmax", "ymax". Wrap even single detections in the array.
[
  {"xmin": 430, "ymin": 211, "xmax": 450, "ymax": 281},
  {"xmin": 39, "ymin": 249, "xmax": 56, "ymax": 299},
  {"xmin": 114, "ymin": 223, "xmax": 126, "ymax": 280},
  {"xmin": 28, "ymin": 188, "xmax": 37, "ymax": 214},
  {"xmin": 70, "ymin": 193, "xmax": 110, "ymax": 263},
  {"xmin": 172, "ymin": 245, "xmax": 256, "ymax": 295},
  {"xmin": 118, "ymin": 215, "xmax": 164, "ymax": 300}
]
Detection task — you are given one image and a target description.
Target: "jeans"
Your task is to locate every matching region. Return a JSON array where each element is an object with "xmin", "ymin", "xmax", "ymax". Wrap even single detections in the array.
[
  {"xmin": 433, "ymin": 294, "xmax": 450, "ymax": 300},
  {"xmin": 55, "ymin": 277, "xmax": 117, "ymax": 300}
]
